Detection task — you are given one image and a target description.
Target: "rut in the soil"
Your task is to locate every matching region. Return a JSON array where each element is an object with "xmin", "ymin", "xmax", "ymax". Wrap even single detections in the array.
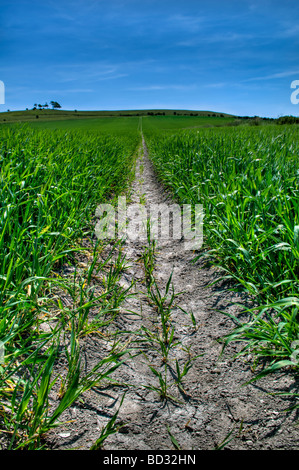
[{"xmin": 52, "ymin": 138, "xmax": 299, "ymax": 451}]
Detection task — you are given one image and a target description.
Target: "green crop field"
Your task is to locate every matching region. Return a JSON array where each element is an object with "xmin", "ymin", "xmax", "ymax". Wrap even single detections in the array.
[
  {"xmin": 144, "ymin": 123, "xmax": 299, "ymax": 378},
  {"xmin": 142, "ymin": 114, "xmax": 235, "ymax": 131},
  {"xmin": 0, "ymin": 123, "xmax": 140, "ymax": 449},
  {"xmin": 0, "ymin": 112, "xmax": 298, "ymax": 449},
  {"xmin": 29, "ymin": 116, "xmax": 141, "ymax": 134},
  {"xmin": 0, "ymin": 108, "xmax": 234, "ymax": 124},
  {"xmin": 29, "ymin": 115, "xmax": 235, "ymax": 132}
]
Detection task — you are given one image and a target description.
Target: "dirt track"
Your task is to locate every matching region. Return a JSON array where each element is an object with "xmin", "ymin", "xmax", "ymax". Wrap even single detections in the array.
[{"xmin": 48, "ymin": 138, "xmax": 299, "ymax": 450}]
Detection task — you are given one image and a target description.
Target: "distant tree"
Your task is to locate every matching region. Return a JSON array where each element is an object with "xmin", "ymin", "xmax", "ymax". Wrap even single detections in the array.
[
  {"xmin": 38, "ymin": 104, "xmax": 43, "ymax": 109},
  {"xmin": 50, "ymin": 101, "xmax": 61, "ymax": 110},
  {"xmin": 44, "ymin": 103, "xmax": 49, "ymax": 109},
  {"xmin": 277, "ymin": 115, "xmax": 299, "ymax": 125}
]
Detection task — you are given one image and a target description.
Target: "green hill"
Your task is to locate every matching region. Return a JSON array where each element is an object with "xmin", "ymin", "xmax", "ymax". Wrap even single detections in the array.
[{"xmin": 0, "ymin": 108, "xmax": 235, "ymax": 124}]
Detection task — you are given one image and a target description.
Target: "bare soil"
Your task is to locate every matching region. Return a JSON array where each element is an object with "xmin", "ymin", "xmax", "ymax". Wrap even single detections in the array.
[{"xmin": 46, "ymin": 138, "xmax": 299, "ymax": 451}]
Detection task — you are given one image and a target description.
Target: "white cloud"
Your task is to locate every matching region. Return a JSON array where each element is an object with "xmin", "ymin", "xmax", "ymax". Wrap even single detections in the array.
[
  {"xmin": 244, "ymin": 70, "xmax": 299, "ymax": 82},
  {"xmin": 280, "ymin": 24, "xmax": 299, "ymax": 38},
  {"xmin": 167, "ymin": 14, "xmax": 205, "ymax": 32},
  {"xmin": 127, "ymin": 84, "xmax": 197, "ymax": 91}
]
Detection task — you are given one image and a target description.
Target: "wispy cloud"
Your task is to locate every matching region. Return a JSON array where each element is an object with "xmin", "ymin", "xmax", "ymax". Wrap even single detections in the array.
[
  {"xmin": 51, "ymin": 59, "xmax": 157, "ymax": 85},
  {"xmin": 127, "ymin": 84, "xmax": 197, "ymax": 91},
  {"xmin": 167, "ymin": 14, "xmax": 205, "ymax": 32},
  {"xmin": 177, "ymin": 32, "xmax": 255, "ymax": 47},
  {"xmin": 54, "ymin": 63, "xmax": 128, "ymax": 83},
  {"xmin": 244, "ymin": 70, "xmax": 299, "ymax": 82},
  {"xmin": 280, "ymin": 23, "xmax": 299, "ymax": 38},
  {"xmin": 63, "ymin": 88, "xmax": 94, "ymax": 93},
  {"xmin": 203, "ymin": 82, "xmax": 227, "ymax": 89},
  {"xmin": 7, "ymin": 86, "xmax": 94, "ymax": 94},
  {"xmin": 204, "ymin": 70, "xmax": 299, "ymax": 91}
]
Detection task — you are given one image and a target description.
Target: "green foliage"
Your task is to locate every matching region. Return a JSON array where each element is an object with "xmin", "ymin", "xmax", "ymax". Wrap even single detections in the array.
[
  {"xmin": 144, "ymin": 124, "xmax": 299, "ymax": 378},
  {"xmin": 0, "ymin": 124, "xmax": 138, "ymax": 448}
]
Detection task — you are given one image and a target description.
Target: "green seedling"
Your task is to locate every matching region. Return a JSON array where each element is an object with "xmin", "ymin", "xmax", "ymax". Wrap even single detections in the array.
[{"xmin": 90, "ymin": 394, "xmax": 126, "ymax": 450}]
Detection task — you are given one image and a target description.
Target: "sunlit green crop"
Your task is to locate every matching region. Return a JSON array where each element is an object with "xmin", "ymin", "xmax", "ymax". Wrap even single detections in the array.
[
  {"xmin": 144, "ymin": 124, "xmax": 299, "ymax": 378},
  {"xmin": 0, "ymin": 124, "xmax": 139, "ymax": 448}
]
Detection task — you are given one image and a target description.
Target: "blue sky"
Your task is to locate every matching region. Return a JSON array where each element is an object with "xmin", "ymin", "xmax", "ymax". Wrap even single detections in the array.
[{"xmin": 0, "ymin": 0, "xmax": 299, "ymax": 117}]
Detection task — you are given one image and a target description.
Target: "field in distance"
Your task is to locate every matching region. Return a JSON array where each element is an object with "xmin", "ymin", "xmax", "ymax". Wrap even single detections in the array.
[
  {"xmin": 0, "ymin": 108, "xmax": 234, "ymax": 121},
  {"xmin": 0, "ymin": 108, "xmax": 236, "ymax": 132}
]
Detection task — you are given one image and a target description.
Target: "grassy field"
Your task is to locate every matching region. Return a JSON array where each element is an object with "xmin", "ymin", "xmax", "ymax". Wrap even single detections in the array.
[
  {"xmin": 0, "ymin": 112, "xmax": 298, "ymax": 449},
  {"xmin": 141, "ymin": 115, "xmax": 235, "ymax": 131},
  {"xmin": 144, "ymin": 124, "xmax": 299, "ymax": 379},
  {"xmin": 30, "ymin": 116, "xmax": 141, "ymax": 133},
  {"xmin": 0, "ymin": 108, "xmax": 234, "ymax": 125},
  {"xmin": 0, "ymin": 124, "xmax": 140, "ymax": 449},
  {"xmin": 0, "ymin": 109, "xmax": 238, "ymax": 138},
  {"xmin": 28, "ymin": 115, "xmax": 236, "ymax": 133}
]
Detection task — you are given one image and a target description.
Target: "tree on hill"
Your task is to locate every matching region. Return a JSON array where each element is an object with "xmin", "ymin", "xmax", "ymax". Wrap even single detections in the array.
[{"xmin": 50, "ymin": 101, "xmax": 61, "ymax": 110}]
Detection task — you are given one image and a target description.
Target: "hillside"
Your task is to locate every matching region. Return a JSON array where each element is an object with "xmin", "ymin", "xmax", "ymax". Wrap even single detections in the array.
[{"xmin": 0, "ymin": 108, "xmax": 235, "ymax": 124}]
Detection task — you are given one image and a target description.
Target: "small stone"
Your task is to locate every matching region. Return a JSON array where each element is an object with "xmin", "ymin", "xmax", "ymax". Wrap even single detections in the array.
[
  {"xmin": 119, "ymin": 425, "xmax": 130, "ymax": 434},
  {"xmin": 58, "ymin": 432, "xmax": 71, "ymax": 438}
]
